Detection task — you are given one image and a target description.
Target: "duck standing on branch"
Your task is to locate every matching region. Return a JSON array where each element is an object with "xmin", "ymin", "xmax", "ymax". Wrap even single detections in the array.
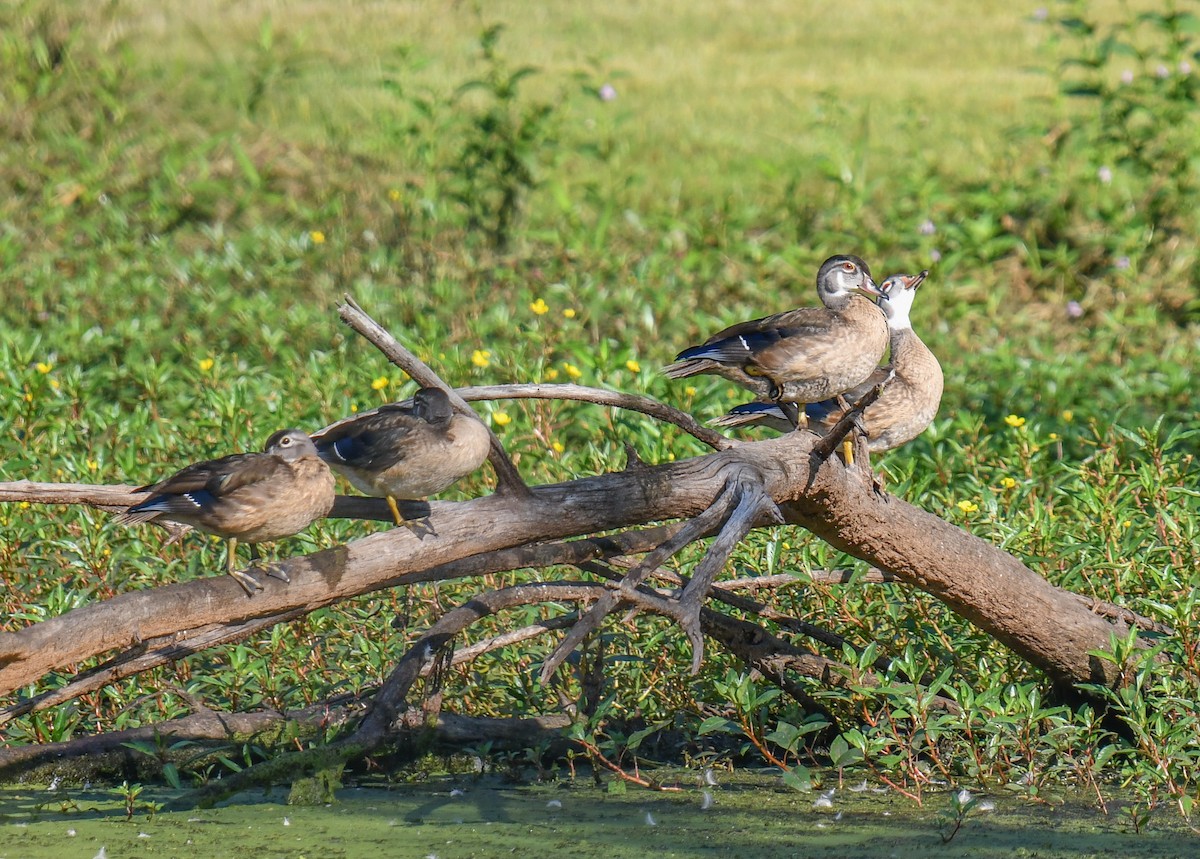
[
  {"xmin": 312, "ymin": 386, "xmax": 490, "ymax": 536},
  {"xmin": 118, "ymin": 429, "xmax": 336, "ymax": 595},
  {"xmin": 662, "ymin": 254, "xmax": 888, "ymax": 413},
  {"xmin": 714, "ymin": 270, "xmax": 942, "ymax": 452}
]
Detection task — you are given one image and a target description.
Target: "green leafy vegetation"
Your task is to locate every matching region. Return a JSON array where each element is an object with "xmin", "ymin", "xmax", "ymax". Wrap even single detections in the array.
[{"xmin": 1, "ymin": 0, "xmax": 1198, "ymax": 836}]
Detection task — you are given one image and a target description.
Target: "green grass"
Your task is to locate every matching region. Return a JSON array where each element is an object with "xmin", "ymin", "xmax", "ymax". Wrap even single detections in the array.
[{"xmin": 1, "ymin": 0, "xmax": 1199, "ymax": 827}]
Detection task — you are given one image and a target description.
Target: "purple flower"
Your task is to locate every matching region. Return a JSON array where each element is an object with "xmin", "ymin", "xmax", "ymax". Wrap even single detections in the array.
[
  {"xmin": 919, "ymin": 219, "xmax": 936, "ymax": 236},
  {"xmin": 1181, "ymin": 61, "xmax": 1193, "ymax": 75},
  {"xmin": 1033, "ymin": 7, "xmax": 1048, "ymax": 21},
  {"xmin": 929, "ymin": 249, "xmax": 942, "ymax": 263},
  {"xmin": 1097, "ymin": 166, "xmax": 1113, "ymax": 184},
  {"xmin": 1156, "ymin": 64, "xmax": 1170, "ymax": 79},
  {"xmin": 599, "ymin": 83, "xmax": 617, "ymax": 102},
  {"xmin": 1066, "ymin": 300, "xmax": 1083, "ymax": 319},
  {"xmin": 1120, "ymin": 69, "xmax": 1134, "ymax": 85},
  {"xmin": 1115, "ymin": 256, "xmax": 1131, "ymax": 270}
]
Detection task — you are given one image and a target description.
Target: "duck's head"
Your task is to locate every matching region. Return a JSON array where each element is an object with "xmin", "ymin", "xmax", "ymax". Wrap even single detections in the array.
[
  {"xmin": 815, "ymin": 254, "xmax": 882, "ymax": 306},
  {"xmin": 264, "ymin": 429, "xmax": 321, "ymax": 460},
  {"xmin": 413, "ymin": 386, "xmax": 455, "ymax": 424},
  {"xmin": 876, "ymin": 270, "xmax": 929, "ymax": 328}
]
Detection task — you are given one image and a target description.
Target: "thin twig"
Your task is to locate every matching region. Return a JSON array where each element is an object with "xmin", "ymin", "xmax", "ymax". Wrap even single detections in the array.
[
  {"xmin": 810, "ymin": 383, "xmax": 887, "ymax": 463},
  {"xmin": 451, "ymin": 384, "xmax": 732, "ymax": 452}
]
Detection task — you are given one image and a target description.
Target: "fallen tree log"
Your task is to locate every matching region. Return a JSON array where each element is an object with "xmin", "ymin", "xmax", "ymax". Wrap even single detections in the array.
[
  {"xmin": 0, "ymin": 297, "xmax": 1149, "ymax": 796},
  {"xmin": 0, "ymin": 419, "xmax": 1130, "ymax": 695}
]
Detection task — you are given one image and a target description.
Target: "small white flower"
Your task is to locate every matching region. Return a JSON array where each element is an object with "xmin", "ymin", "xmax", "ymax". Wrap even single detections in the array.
[
  {"xmin": 1097, "ymin": 165, "xmax": 1113, "ymax": 184},
  {"xmin": 1180, "ymin": 61, "xmax": 1192, "ymax": 75},
  {"xmin": 67, "ymin": 829, "xmax": 76, "ymax": 837},
  {"xmin": 599, "ymin": 83, "xmax": 617, "ymax": 102},
  {"xmin": 1156, "ymin": 64, "xmax": 1170, "ymax": 78},
  {"xmin": 1120, "ymin": 69, "xmax": 1134, "ymax": 85}
]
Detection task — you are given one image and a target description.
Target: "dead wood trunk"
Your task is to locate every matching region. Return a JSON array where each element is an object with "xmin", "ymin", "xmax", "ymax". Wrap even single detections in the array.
[{"xmin": 1, "ymin": 428, "xmax": 1127, "ymax": 697}]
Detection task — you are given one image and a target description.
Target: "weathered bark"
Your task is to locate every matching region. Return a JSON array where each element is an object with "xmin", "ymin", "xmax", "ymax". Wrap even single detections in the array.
[{"xmin": 1, "ymin": 426, "xmax": 1130, "ymax": 697}]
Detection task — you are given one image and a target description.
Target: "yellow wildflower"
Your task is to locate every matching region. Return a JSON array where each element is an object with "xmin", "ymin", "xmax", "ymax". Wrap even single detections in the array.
[
  {"xmin": 35, "ymin": 362, "xmax": 53, "ymax": 374},
  {"xmin": 957, "ymin": 500, "xmax": 979, "ymax": 514},
  {"xmin": 472, "ymin": 350, "xmax": 491, "ymax": 368},
  {"xmin": 685, "ymin": 386, "xmax": 697, "ymax": 397},
  {"xmin": 49, "ymin": 379, "xmax": 60, "ymax": 390},
  {"xmin": 493, "ymin": 411, "xmax": 511, "ymax": 427},
  {"xmin": 530, "ymin": 298, "xmax": 549, "ymax": 315},
  {"xmin": 1004, "ymin": 414, "xmax": 1026, "ymax": 428},
  {"xmin": 87, "ymin": 460, "xmax": 98, "ymax": 472},
  {"xmin": 350, "ymin": 403, "xmax": 358, "ymax": 413},
  {"xmin": 999, "ymin": 477, "xmax": 1017, "ymax": 490},
  {"xmin": 198, "ymin": 357, "xmax": 215, "ymax": 372},
  {"xmin": 551, "ymin": 441, "xmax": 565, "ymax": 454},
  {"xmin": 625, "ymin": 359, "xmax": 641, "ymax": 373},
  {"xmin": 563, "ymin": 308, "xmax": 577, "ymax": 319},
  {"xmin": 310, "ymin": 230, "xmax": 326, "ymax": 244},
  {"xmin": 545, "ymin": 368, "xmax": 560, "ymax": 381},
  {"xmin": 388, "ymin": 188, "xmax": 402, "ymax": 202},
  {"xmin": 564, "ymin": 363, "xmax": 582, "ymax": 379},
  {"xmin": 1048, "ymin": 432, "xmax": 1059, "ymax": 440},
  {"xmin": 1062, "ymin": 410, "xmax": 1074, "ymax": 422},
  {"xmin": 371, "ymin": 376, "xmax": 389, "ymax": 391}
]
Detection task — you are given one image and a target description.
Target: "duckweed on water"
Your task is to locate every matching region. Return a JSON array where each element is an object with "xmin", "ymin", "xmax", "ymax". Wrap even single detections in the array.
[{"xmin": 1, "ymin": 773, "xmax": 1197, "ymax": 858}]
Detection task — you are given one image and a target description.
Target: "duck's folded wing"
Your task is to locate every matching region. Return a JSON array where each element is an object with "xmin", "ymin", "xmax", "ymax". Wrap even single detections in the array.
[{"xmin": 314, "ymin": 413, "xmax": 422, "ymax": 472}]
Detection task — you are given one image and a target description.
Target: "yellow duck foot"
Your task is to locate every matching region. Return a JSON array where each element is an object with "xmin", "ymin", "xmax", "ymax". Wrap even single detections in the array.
[
  {"xmin": 388, "ymin": 496, "xmax": 438, "ymax": 539},
  {"xmin": 225, "ymin": 537, "xmax": 263, "ymax": 596},
  {"xmin": 228, "ymin": 568, "xmax": 263, "ymax": 595},
  {"xmin": 246, "ymin": 544, "xmax": 290, "ymax": 583}
]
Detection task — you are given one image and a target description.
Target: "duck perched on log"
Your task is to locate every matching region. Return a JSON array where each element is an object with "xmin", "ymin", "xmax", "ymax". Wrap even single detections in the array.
[
  {"xmin": 714, "ymin": 270, "xmax": 942, "ymax": 452},
  {"xmin": 662, "ymin": 254, "xmax": 887, "ymax": 407},
  {"xmin": 118, "ymin": 429, "xmax": 335, "ymax": 594},
  {"xmin": 312, "ymin": 386, "xmax": 490, "ymax": 536}
]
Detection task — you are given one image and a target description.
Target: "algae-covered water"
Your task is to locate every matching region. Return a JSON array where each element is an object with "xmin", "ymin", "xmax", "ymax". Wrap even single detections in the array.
[{"xmin": 1, "ymin": 773, "xmax": 1196, "ymax": 858}]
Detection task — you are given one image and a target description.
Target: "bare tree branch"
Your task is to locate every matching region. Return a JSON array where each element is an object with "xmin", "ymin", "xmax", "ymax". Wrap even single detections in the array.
[
  {"xmin": 451, "ymin": 384, "xmax": 732, "ymax": 451},
  {"xmin": 338, "ymin": 295, "xmax": 532, "ymax": 498}
]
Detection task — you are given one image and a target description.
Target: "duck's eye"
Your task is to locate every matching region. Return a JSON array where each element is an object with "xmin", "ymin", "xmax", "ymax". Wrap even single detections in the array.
[
  {"xmin": 842, "ymin": 262, "xmax": 856, "ymax": 272},
  {"xmin": 280, "ymin": 436, "xmax": 293, "ymax": 446}
]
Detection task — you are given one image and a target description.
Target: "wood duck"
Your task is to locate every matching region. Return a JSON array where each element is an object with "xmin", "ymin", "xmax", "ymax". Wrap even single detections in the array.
[
  {"xmin": 713, "ymin": 271, "xmax": 942, "ymax": 453},
  {"xmin": 118, "ymin": 429, "xmax": 336, "ymax": 594},
  {"xmin": 662, "ymin": 254, "xmax": 887, "ymax": 404},
  {"xmin": 311, "ymin": 386, "xmax": 490, "ymax": 535}
]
